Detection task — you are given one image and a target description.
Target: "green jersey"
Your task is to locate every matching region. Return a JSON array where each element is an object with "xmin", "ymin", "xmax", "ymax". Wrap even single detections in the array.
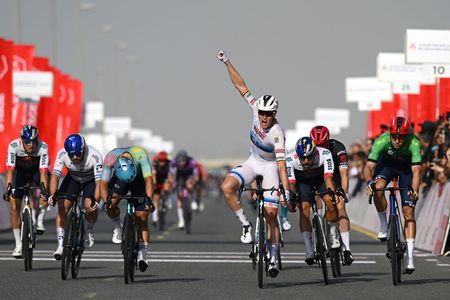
[{"xmin": 368, "ymin": 132, "xmax": 422, "ymax": 165}]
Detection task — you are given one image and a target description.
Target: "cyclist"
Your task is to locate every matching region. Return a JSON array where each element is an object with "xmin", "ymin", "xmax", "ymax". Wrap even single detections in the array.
[
  {"xmin": 49, "ymin": 134, "xmax": 103, "ymax": 260},
  {"xmin": 217, "ymin": 50, "xmax": 290, "ymax": 277},
  {"xmin": 3, "ymin": 125, "xmax": 49, "ymax": 258},
  {"xmin": 310, "ymin": 125, "xmax": 353, "ymax": 265},
  {"xmin": 364, "ymin": 116, "xmax": 421, "ymax": 273},
  {"xmin": 151, "ymin": 151, "xmax": 171, "ymax": 227},
  {"xmin": 100, "ymin": 147, "xmax": 155, "ymax": 272},
  {"xmin": 284, "ymin": 137, "xmax": 339, "ymax": 265},
  {"xmin": 194, "ymin": 161, "xmax": 207, "ymax": 212},
  {"xmin": 168, "ymin": 150, "xmax": 199, "ymax": 229}
]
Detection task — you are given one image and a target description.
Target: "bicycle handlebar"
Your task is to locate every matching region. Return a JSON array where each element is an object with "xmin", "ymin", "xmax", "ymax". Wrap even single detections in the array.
[
  {"xmin": 368, "ymin": 184, "xmax": 413, "ymax": 205},
  {"xmin": 54, "ymin": 192, "xmax": 97, "ymax": 208}
]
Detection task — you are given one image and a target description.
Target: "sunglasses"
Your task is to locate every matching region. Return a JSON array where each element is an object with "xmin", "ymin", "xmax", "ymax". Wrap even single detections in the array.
[
  {"xmin": 300, "ymin": 155, "xmax": 314, "ymax": 162},
  {"xmin": 22, "ymin": 139, "xmax": 37, "ymax": 145},
  {"xmin": 68, "ymin": 151, "xmax": 83, "ymax": 159},
  {"xmin": 391, "ymin": 134, "xmax": 406, "ymax": 141},
  {"xmin": 258, "ymin": 110, "xmax": 275, "ymax": 117}
]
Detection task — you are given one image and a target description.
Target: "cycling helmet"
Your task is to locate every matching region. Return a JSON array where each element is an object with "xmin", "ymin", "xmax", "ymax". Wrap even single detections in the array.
[
  {"xmin": 20, "ymin": 125, "xmax": 39, "ymax": 141},
  {"xmin": 389, "ymin": 116, "xmax": 410, "ymax": 135},
  {"xmin": 64, "ymin": 134, "xmax": 86, "ymax": 157},
  {"xmin": 176, "ymin": 150, "xmax": 188, "ymax": 164},
  {"xmin": 157, "ymin": 151, "xmax": 168, "ymax": 161},
  {"xmin": 115, "ymin": 157, "xmax": 137, "ymax": 183},
  {"xmin": 295, "ymin": 136, "xmax": 316, "ymax": 159},
  {"xmin": 257, "ymin": 95, "xmax": 278, "ymax": 112},
  {"xmin": 310, "ymin": 126, "xmax": 330, "ymax": 146}
]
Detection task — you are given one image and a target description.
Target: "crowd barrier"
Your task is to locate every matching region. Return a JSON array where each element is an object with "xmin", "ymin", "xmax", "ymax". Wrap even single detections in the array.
[
  {"xmin": 0, "ymin": 175, "xmax": 57, "ymax": 232},
  {"xmin": 347, "ymin": 178, "xmax": 450, "ymax": 255}
]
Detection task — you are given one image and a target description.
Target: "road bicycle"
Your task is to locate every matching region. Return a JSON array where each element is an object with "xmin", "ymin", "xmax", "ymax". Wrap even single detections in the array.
[
  {"xmin": 239, "ymin": 175, "xmax": 282, "ymax": 289},
  {"xmin": 56, "ymin": 190, "xmax": 93, "ymax": 280},
  {"xmin": 157, "ymin": 191, "xmax": 170, "ymax": 231},
  {"xmin": 11, "ymin": 183, "xmax": 47, "ymax": 271},
  {"xmin": 177, "ymin": 180, "xmax": 193, "ymax": 234},
  {"xmin": 369, "ymin": 182, "xmax": 412, "ymax": 285},
  {"xmin": 107, "ymin": 195, "xmax": 150, "ymax": 284}
]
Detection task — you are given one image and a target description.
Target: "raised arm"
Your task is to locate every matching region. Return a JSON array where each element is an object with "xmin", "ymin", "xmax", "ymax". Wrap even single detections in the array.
[{"xmin": 217, "ymin": 50, "xmax": 249, "ymax": 96}]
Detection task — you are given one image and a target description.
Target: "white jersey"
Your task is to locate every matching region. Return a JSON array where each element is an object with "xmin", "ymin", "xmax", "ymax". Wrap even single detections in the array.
[
  {"xmin": 243, "ymin": 91, "xmax": 286, "ymax": 162},
  {"xmin": 286, "ymin": 147, "xmax": 334, "ymax": 183},
  {"xmin": 6, "ymin": 138, "xmax": 49, "ymax": 171},
  {"xmin": 53, "ymin": 145, "xmax": 103, "ymax": 184}
]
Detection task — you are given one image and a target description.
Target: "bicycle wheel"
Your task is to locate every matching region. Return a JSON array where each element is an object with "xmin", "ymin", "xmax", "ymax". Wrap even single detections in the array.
[
  {"xmin": 22, "ymin": 210, "xmax": 32, "ymax": 271},
  {"xmin": 158, "ymin": 197, "xmax": 166, "ymax": 231},
  {"xmin": 313, "ymin": 215, "xmax": 329, "ymax": 285},
  {"xmin": 61, "ymin": 210, "xmax": 75, "ymax": 280},
  {"xmin": 183, "ymin": 195, "xmax": 192, "ymax": 234},
  {"xmin": 330, "ymin": 249, "xmax": 341, "ymax": 278},
  {"xmin": 388, "ymin": 215, "xmax": 400, "ymax": 285},
  {"xmin": 257, "ymin": 214, "xmax": 265, "ymax": 289},
  {"xmin": 123, "ymin": 214, "xmax": 134, "ymax": 284},
  {"xmin": 277, "ymin": 243, "xmax": 282, "ymax": 270},
  {"xmin": 71, "ymin": 216, "xmax": 85, "ymax": 279}
]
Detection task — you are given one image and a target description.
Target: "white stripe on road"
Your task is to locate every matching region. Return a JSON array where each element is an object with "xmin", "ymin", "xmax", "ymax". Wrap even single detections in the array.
[{"xmin": 0, "ymin": 257, "xmax": 377, "ymax": 263}]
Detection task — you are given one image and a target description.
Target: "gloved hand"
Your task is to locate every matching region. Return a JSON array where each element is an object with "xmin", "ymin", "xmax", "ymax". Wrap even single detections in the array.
[
  {"xmin": 145, "ymin": 195, "xmax": 156, "ymax": 213},
  {"xmin": 366, "ymin": 180, "xmax": 376, "ymax": 196},
  {"xmin": 409, "ymin": 190, "xmax": 419, "ymax": 202},
  {"xmin": 217, "ymin": 50, "xmax": 228, "ymax": 63},
  {"xmin": 3, "ymin": 184, "xmax": 12, "ymax": 202}
]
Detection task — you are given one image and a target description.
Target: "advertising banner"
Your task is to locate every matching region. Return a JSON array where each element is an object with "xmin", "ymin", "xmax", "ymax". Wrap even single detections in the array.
[
  {"xmin": 0, "ymin": 39, "xmax": 14, "ymax": 173},
  {"xmin": 346, "ymin": 77, "xmax": 392, "ymax": 102},
  {"xmin": 405, "ymin": 29, "xmax": 450, "ymax": 64}
]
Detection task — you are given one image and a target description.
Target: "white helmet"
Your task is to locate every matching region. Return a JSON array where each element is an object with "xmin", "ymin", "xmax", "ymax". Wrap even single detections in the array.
[{"xmin": 257, "ymin": 95, "xmax": 278, "ymax": 112}]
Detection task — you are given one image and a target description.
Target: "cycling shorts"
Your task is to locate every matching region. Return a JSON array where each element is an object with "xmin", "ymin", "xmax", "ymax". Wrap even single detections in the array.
[
  {"xmin": 109, "ymin": 174, "xmax": 148, "ymax": 211},
  {"xmin": 12, "ymin": 170, "xmax": 40, "ymax": 198},
  {"xmin": 295, "ymin": 174, "xmax": 327, "ymax": 203},
  {"xmin": 58, "ymin": 175, "xmax": 96, "ymax": 205},
  {"xmin": 374, "ymin": 157, "xmax": 415, "ymax": 207},
  {"xmin": 229, "ymin": 155, "xmax": 279, "ymax": 208}
]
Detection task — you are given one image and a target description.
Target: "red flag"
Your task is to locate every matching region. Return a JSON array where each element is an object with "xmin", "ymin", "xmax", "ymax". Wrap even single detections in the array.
[
  {"xmin": 439, "ymin": 78, "xmax": 450, "ymax": 117},
  {"xmin": 11, "ymin": 44, "xmax": 35, "ymax": 132},
  {"xmin": 0, "ymin": 38, "xmax": 14, "ymax": 172},
  {"xmin": 408, "ymin": 84, "xmax": 436, "ymax": 126}
]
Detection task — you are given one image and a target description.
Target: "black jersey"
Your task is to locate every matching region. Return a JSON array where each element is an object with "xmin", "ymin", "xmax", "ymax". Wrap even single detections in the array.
[
  {"xmin": 152, "ymin": 160, "xmax": 170, "ymax": 184},
  {"xmin": 323, "ymin": 139, "xmax": 348, "ymax": 187}
]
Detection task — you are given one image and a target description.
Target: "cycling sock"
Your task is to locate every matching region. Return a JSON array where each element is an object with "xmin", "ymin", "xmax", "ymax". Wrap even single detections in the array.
[
  {"xmin": 279, "ymin": 205, "xmax": 288, "ymax": 220},
  {"xmin": 139, "ymin": 241, "xmax": 149, "ymax": 260},
  {"xmin": 177, "ymin": 208, "xmax": 184, "ymax": 222},
  {"xmin": 152, "ymin": 211, "xmax": 158, "ymax": 223},
  {"xmin": 13, "ymin": 228, "xmax": 21, "ymax": 248},
  {"xmin": 378, "ymin": 211, "xmax": 387, "ymax": 230},
  {"xmin": 37, "ymin": 206, "xmax": 46, "ymax": 225},
  {"xmin": 270, "ymin": 243, "xmax": 278, "ymax": 264},
  {"xmin": 302, "ymin": 232, "xmax": 313, "ymax": 254},
  {"xmin": 234, "ymin": 208, "xmax": 250, "ymax": 226},
  {"xmin": 111, "ymin": 217, "xmax": 122, "ymax": 229},
  {"xmin": 330, "ymin": 222, "xmax": 338, "ymax": 234},
  {"xmin": 57, "ymin": 227, "xmax": 64, "ymax": 248},
  {"xmin": 341, "ymin": 231, "xmax": 350, "ymax": 251},
  {"xmin": 31, "ymin": 208, "xmax": 37, "ymax": 225},
  {"xmin": 406, "ymin": 239, "xmax": 415, "ymax": 260},
  {"xmin": 86, "ymin": 221, "xmax": 94, "ymax": 231}
]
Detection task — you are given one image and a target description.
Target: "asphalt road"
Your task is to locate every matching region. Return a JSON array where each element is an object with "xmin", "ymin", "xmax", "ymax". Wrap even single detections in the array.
[{"xmin": 0, "ymin": 194, "xmax": 449, "ymax": 300}]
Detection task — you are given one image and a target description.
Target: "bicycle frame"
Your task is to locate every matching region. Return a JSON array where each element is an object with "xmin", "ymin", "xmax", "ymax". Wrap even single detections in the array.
[{"xmin": 370, "ymin": 184, "xmax": 410, "ymax": 285}]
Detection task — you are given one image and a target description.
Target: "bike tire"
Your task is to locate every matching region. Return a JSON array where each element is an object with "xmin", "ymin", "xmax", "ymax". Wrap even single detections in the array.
[
  {"xmin": 389, "ymin": 215, "xmax": 399, "ymax": 286},
  {"xmin": 123, "ymin": 214, "xmax": 133, "ymax": 284},
  {"xmin": 61, "ymin": 210, "xmax": 75, "ymax": 280},
  {"xmin": 71, "ymin": 216, "xmax": 85, "ymax": 279},
  {"xmin": 183, "ymin": 195, "xmax": 192, "ymax": 234},
  {"xmin": 277, "ymin": 244, "xmax": 282, "ymax": 270},
  {"xmin": 158, "ymin": 208, "xmax": 165, "ymax": 231},
  {"xmin": 313, "ymin": 216, "xmax": 329, "ymax": 285},
  {"xmin": 22, "ymin": 210, "xmax": 32, "ymax": 271},
  {"xmin": 330, "ymin": 249, "xmax": 341, "ymax": 278},
  {"xmin": 130, "ymin": 219, "xmax": 137, "ymax": 283},
  {"xmin": 258, "ymin": 214, "xmax": 265, "ymax": 289}
]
